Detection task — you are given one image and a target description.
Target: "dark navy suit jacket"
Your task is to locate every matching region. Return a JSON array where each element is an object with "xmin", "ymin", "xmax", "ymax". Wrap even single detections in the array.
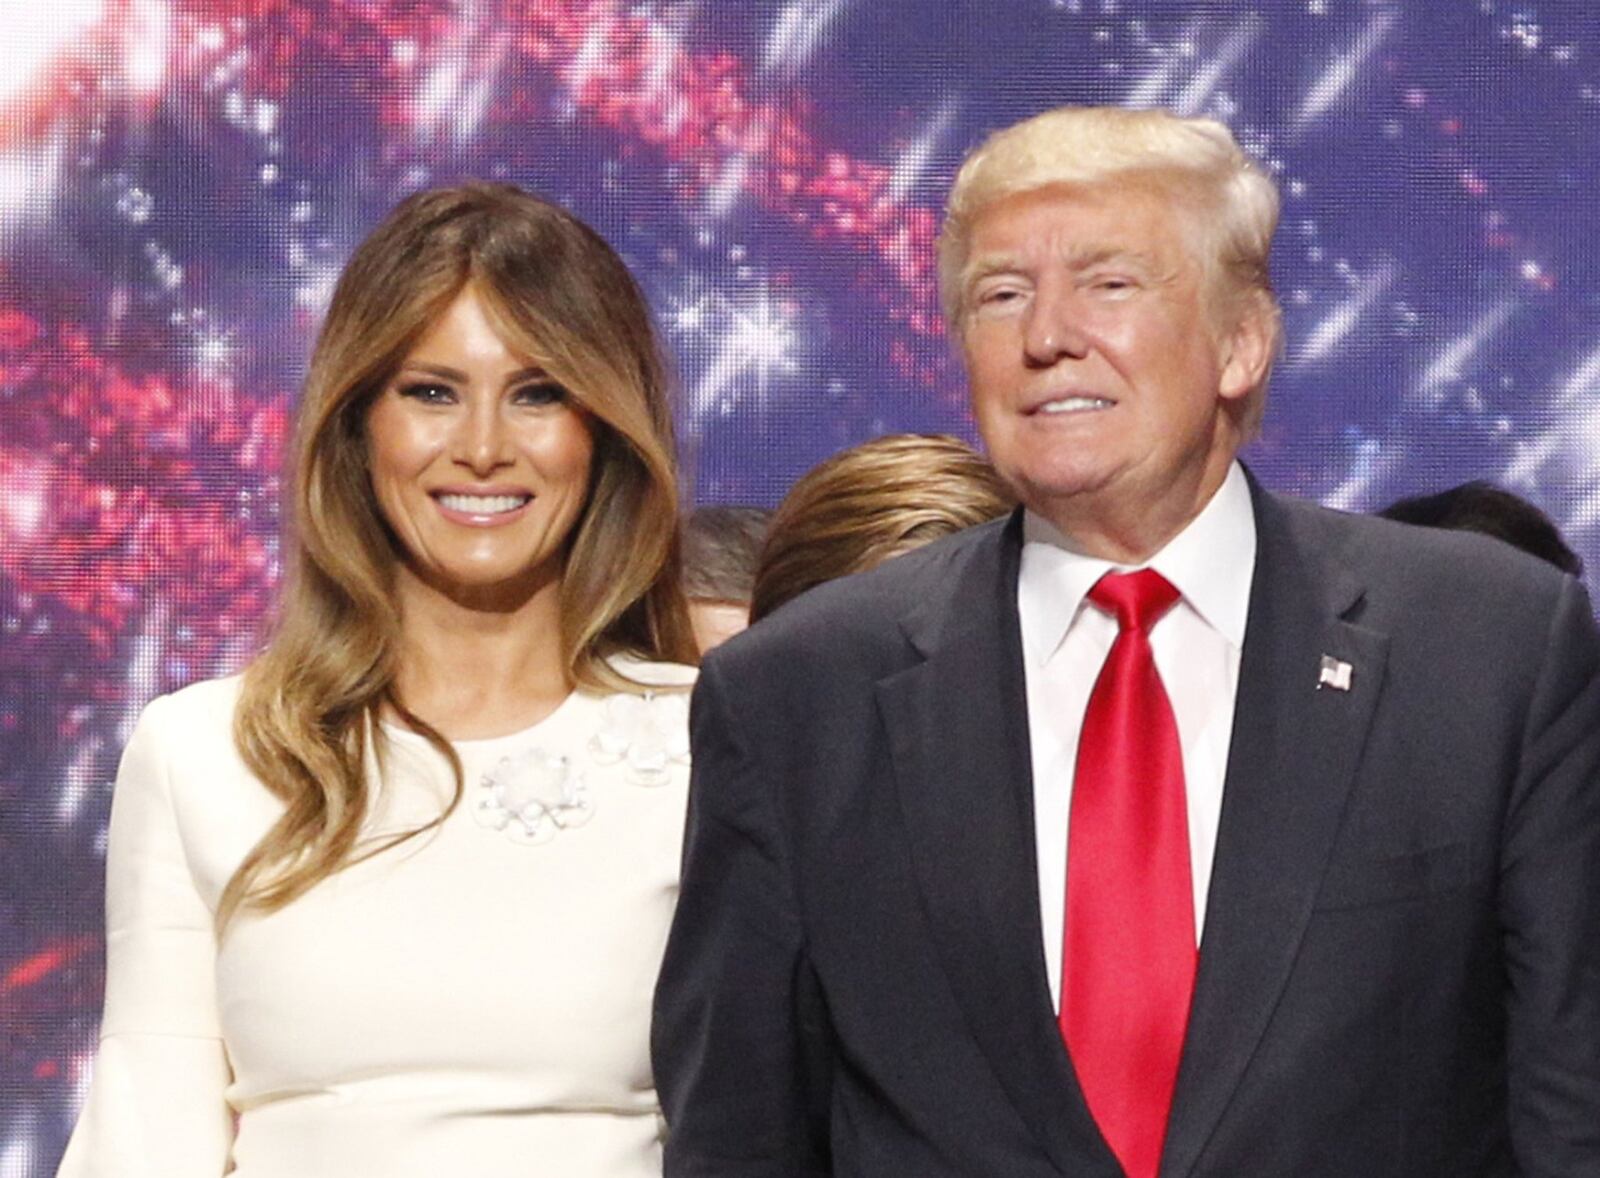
[{"xmin": 653, "ymin": 484, "xmax": 1600, "ymax": 1176}]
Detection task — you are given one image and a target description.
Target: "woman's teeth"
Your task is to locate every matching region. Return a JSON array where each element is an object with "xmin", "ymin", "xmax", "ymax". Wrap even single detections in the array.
[{"xmin": 436, "ymin": 493, "xmax": 529, "ymax": 514}]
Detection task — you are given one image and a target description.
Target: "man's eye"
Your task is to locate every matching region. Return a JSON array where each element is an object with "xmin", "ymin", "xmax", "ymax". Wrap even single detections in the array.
[
  {"xmin": 977, "ymin": 287, "xmax": 1023, "ymax": 307},
  {"xmin": 397, "ymin": 382, "xmax": 455, "ymax": 403},
  {"xmin": 1090, "ymin": 277, "xmax": 1136, "ymax": 294},
  {"xmin": 513, "ymin": 381, "xmax": 569, "ymax": 406}
]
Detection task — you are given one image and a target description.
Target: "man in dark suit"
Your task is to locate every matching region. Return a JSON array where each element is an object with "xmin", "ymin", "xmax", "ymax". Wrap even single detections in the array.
[{"xmin": 652, "ymin": 106, "xmax": 1600, "ymax": 1177}]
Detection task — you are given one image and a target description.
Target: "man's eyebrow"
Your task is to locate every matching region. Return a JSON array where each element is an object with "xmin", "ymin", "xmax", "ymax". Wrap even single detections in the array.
[
  {"xmin": 962, "ymin": 245, "xmax": 1159, "ymax": 286},
  {"xmin": 963, "ymin": 254, "xmax": 1027, "ymax": 285},
  {"xmin": 1061, "ymin": 245, "xmax": 1158, "ymax": 271}
]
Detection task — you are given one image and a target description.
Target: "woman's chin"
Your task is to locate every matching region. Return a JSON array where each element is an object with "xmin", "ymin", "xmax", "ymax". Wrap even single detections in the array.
[{"xmin": 402, "ymin": 560, "xmax": 562, "ymax": 612}]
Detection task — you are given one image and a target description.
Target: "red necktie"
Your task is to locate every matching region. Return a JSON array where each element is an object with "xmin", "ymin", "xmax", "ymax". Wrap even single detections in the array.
[{"xmin": 1060, "ymin": 569, "xmax": 1196, "ymax": 1178}]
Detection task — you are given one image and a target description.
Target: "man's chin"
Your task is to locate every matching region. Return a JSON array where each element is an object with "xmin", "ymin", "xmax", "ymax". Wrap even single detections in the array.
[{"xmin": 1008, "ymin": 467, "xmax": 1121, "ymax": 515}]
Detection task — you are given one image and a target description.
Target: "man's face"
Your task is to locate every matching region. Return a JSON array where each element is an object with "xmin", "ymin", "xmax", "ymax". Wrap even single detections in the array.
[{"xmin": 958, "ymin": 180, "xmax": 1260, "ymax": 550}]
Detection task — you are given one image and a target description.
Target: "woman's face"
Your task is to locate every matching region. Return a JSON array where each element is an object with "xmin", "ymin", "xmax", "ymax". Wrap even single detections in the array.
[{"xmin": 365, "ymin": 285, "xmax": 595, "ymax": 602}]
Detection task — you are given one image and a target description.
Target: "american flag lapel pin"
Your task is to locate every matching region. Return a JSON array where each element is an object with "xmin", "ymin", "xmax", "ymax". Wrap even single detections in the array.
[{"xmin": 1318, "ymin": 654, "xmax": 1354, "ymax": 692}]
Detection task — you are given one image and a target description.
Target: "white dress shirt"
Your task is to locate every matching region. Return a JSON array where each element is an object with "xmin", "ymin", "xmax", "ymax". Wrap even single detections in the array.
[{"xmin": 1018, "ymin": 462, "xmax": 1257, "ymax": 1012}]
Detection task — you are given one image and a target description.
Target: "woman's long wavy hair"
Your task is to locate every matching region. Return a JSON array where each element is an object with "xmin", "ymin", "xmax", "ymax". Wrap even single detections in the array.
[{"xmin": 221, "ymin": 182, "xmax": 697, "ymax": 929}]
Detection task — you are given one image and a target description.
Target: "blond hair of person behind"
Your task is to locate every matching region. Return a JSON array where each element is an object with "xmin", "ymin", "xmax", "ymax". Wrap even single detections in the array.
[
  {"xmin": 225, "ymin": 183, "xmax": 696, "ymax": 928},
  {"xmin": 750, "ymin": 433, "xmax": 1014, "ymax": 623}
]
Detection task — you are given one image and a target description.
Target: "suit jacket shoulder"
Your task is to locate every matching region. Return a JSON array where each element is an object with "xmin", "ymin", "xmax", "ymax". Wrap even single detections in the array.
[
  {"xmin": 1269, "ymin": 490, "xmax": 1573, "ymax": 599},
  {"xmin": 709, "ymin": 513, "xmax": 1017, "ymax": 688},
  {"xmin": 1260, "ymin": 489, "xmax": 1586, "ymax": 667}
]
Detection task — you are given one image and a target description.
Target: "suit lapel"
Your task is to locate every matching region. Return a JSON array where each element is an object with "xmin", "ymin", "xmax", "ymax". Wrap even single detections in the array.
[
  {"xmin": 1160, "ymin": 486, "xmax": 1390, "ymax": 1178},
  {"xmin": 875, "ymin": 514, "xmax": 1119, "ymax": 1175}
]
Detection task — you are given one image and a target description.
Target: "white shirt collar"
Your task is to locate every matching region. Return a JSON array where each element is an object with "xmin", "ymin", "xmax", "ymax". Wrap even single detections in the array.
[{"xmin": 1017, "ymin": 462, "xmax": 1257, "ymax": 666}]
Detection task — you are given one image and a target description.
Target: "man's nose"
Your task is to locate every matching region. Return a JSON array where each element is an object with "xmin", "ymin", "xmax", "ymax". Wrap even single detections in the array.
[
  {"xmin": 1022, "ymin": 285, "xmax": 1091, "ymax": 366},
  {"xmin": 454, "ymin": 398, "xmax": 513, "ymax": 476}
]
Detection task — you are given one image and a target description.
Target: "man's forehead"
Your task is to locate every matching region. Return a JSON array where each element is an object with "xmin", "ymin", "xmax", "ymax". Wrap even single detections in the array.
[
  {"xmin": 966, "ymin": 241, "xmax": 1163, "ymax": 276},
  {"xmin": 962, "ymin": 182, "xmax": 1195, "ymax": 275}
]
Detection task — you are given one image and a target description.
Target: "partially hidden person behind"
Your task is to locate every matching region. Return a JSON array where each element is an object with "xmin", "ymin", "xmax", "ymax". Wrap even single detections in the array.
[
  {"xmin": 653, "ymin": 106, "xmax": 1600, "ymax": 1176},
  {"xmin": 682, "ymin": 505, "xmax": 771, "ymax": 654},
  {"xmin": 1379, "ymin": 479, "xmax": 1585, "ymax": 577},
  {"xmin": 749, "ymin": 432, "xmax": 1013, "ymax": 623},
  {"xmin": 60, "ymin": 182, "xmax": 699, "ymax": 1178}
]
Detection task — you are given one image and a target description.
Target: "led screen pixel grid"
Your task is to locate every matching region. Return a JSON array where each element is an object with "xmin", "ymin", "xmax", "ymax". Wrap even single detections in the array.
[{"xmin": 2, "ymin": 1, "xmax": 1599, "ymax": 1172}]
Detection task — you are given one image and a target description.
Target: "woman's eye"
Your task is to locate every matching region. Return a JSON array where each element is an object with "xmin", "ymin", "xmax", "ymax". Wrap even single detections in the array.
[
  {"xmin": 513, "ymin": 381, "xmax": 568, "ymax": 406},
  {"xmin": 397, "ymin": 382, "xmax": 455, "ymax": 404}
]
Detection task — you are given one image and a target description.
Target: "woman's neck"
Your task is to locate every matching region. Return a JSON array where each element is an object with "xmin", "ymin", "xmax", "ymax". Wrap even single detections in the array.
[{"xmin": 390, "ymin": 567, "xmax": 573, "ymax": 740}]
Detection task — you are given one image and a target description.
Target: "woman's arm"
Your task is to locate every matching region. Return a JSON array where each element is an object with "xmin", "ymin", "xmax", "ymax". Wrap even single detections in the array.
[{"xmin": 57, "ymin": 694, "xmax": 234, "ymax": 1178}]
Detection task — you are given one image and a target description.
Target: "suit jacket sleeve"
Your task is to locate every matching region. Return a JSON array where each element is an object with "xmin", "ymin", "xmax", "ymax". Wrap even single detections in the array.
[
  {"xmin": 1501, "ymin": 575, "xmax": 1600, "ymax": 1173},
  {"xmin": 652, "ymin": 655, "xmax": 834, "ymax": 1177},
  {"xmin": 56, "ymin": 695, "xmax": 235, "ymax": 1178}
]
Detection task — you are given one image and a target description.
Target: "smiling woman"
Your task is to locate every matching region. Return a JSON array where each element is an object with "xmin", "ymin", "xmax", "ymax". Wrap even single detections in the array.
[
  {"xmin": 365, "ymin": 288, "xmax": 597, "ymax": 610},
  {"xmin": 57, "ymin": 183, "xmax": 699, "ymax": 1178}
]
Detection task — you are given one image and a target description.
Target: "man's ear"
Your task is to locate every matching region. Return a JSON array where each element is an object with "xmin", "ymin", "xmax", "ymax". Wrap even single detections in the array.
[{"xmin": 1218, "ymin": 292, "xmax": 1275, "ymax": 405}]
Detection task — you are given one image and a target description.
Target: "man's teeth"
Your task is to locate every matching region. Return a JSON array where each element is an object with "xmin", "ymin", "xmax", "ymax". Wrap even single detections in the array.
[
  {"xmin": 1040, "ymin": 396, "xmax": 1113, "ymax": 414},
  {"xmin": 437, "ymin": 493, "xmax": 529, "ymax": 515}
]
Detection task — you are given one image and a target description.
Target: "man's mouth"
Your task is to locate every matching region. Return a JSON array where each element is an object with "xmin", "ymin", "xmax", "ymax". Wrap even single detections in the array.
[
  {"xmin": 434, "ymin": 492, "xmax": 532, "ymax": 515},
  {"xmin": 1035, "ymin": 396, "xmax": 1115, "ymax": 415}
]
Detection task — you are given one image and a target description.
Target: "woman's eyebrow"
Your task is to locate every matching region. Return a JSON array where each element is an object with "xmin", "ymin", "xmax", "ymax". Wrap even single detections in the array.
[
  {"xmin": 397, "ymin": 361, "xmax": 467, "ymax": 381},
  {"xmin": 396, "ymin": 362, "xmax": 550, "ymax": 384}
]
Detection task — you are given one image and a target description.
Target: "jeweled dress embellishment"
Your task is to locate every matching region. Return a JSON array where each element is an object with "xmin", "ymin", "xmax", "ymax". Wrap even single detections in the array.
[
  {"xmin": 587, "ymin": 691, "xmax": 691, "ymax": 786},
  {"xmin": 473, "ymin": 749, "xmax": 591, "ymax": 845},
  {"xmin": 472, "ymin": 691, "xmax": 690, "ymax": 844}
]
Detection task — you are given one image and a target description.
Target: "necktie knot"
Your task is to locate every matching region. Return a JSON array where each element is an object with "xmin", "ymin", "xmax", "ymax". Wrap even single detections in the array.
[{"xmin": 1088, "ymin": 569, "xmax": 1181, "ymax": 634}]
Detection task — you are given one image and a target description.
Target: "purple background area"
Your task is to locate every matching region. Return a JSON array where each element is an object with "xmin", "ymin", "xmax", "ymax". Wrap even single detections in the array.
[{"xmin": 2, "ymin": 1, "xmax": 1598, "ymax": 1172}]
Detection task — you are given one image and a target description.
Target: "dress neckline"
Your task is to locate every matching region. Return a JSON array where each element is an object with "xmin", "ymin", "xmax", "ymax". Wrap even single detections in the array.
[{"xmin": 379, "ymin": 688, "xmax": 586, "ymax": 753}]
